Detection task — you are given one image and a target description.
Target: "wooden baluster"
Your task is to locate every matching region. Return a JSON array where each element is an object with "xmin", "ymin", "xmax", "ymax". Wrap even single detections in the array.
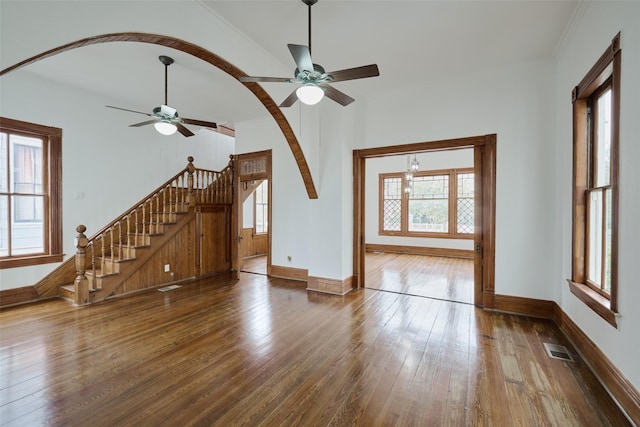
[
  {"xmin": 205, "ymin": 171, "xmax": 209, "ymax": 203},
  {"xmin": 134, "ymin": 209, "xmax": 138, "ymax": 246},
  {"xmin": 151, "ymin": 195, "xmax": 156, "ymax": 233},
  {"xmin": 178, "ymin": 175, "xmax": 184, "ymax": 209},
  {"xmin": 162, "ymin": 187, "xmax": 167, "ymax": 223},
  {"xmin": 90, "ymin": 241, "xmax": 96, "ymax": 288},
  {"xmin": 142, "ymin": 202, "xmax": 146, "ymax": 239},
  {"xmin": 125, "ymin": 215, "xmax": 130, "ymax": 257},
  {"xmin": 187, "ymin": 156, "xmax": 195, "ymax": 207},
  {"xmin": 100, "ymin": 235, "xmax": 105, "ymax": 277},
  {"xmin": 216, "ymin": 172, "xmax": 219, "ymax": 203},
  {"xmin": 109, "ymin": 227, "xmax": 114, "ymax": 266},
  {"xmin": 155, "ymin": 193, "xmax": 160, "ymax": 227},
  {"xmin": 168, "ymin": 182, "xmax": 174, "ymax": 215},
  {"xmin": 74, "ymin": 225, "xmax": 90, "ymax": 305},
  {"xmin": 117, "ymin": 221, "xmax": 122, "ymax": 261}
]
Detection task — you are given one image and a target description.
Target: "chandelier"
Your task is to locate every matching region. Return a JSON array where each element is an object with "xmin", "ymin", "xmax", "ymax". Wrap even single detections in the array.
[{"xmin": 404, "ymin": 155, "xmax": 419, "ymax": 193}]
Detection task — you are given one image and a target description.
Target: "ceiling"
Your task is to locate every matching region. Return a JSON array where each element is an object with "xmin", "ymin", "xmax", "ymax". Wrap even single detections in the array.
[{"xmin": 3, "ymin": 0, "xmax": 580, "ymax": 128}]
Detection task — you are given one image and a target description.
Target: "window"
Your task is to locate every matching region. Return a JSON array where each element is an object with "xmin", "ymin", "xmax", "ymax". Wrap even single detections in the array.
[
  {"xmin": 569, "ymin": 33, "xmax": 620, "ymax": 327},
  {"xmin": 0, "ymin": 117, "xmax": 63, "ymax": 269},
  {"xmin": 254, "ymin": 180, "xmax": 268, "ymax": 234},
  {"xmin": 379, "ymin": 168, "xmax": 473, "ymax": 238}
]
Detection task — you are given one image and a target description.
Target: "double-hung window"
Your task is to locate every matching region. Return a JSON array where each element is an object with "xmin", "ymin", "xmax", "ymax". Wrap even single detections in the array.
[
  {"xmin": 0, "ymin": 117, "xmax": 63, "ymax": 269},
  {"xmin": 569, "ymin": 33, "xmax": 621, "ymax": 327},
  {"xmin": 254, "ymin": 180, "xmax": 268, "ymax": 234}
]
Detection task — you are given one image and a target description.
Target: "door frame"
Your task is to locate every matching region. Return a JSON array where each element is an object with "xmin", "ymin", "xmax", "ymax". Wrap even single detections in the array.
[
  {"xmin": 353, "ymin": 134, "xmax": 496, "ymax": 308},
  {"xmin": 232, "ymin": 150, "xmax": 272, "ymax": 277}
]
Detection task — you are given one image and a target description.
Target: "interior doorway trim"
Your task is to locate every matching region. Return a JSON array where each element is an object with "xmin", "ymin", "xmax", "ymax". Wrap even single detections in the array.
[
  {"xmin": 233, "ymin": 150, "xmax": 272, "ymax": 278},
  {"xmin": 353, "ymin": 134, "xmax": 496, "ymax": 308}
]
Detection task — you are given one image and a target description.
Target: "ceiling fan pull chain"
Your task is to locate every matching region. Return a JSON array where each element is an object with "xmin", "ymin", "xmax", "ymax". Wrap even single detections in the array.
[
  {"xmin": 308, "ymin": 1, "xmax": 312, "ymax": 56},
  {"xmin": 164, "ymin": 62, "xmax": 168, "ymax": 105}
]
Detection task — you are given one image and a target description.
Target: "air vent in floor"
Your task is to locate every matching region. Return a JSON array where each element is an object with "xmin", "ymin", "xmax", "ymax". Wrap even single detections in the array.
[
  {"xmin": 543, "ymin": 342, "xmax": 574, "ymax": 361},
  {"xmin": 158, "ymin": 285, "xmax": 181, "ymax": 292}
]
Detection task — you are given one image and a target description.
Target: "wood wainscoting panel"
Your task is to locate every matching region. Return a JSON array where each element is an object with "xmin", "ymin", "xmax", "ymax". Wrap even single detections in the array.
[
  {"xmin": 307, "ymin": 276, "xmax": 354, "ymax": 295},
  {"xmin": 0, "ymin": 286, "xmax": 41, "ymax": 308},
  {"xmin": 114, "ymin": 217, "xmax": 198, "ymax": 298},
  {"xmin": 365, "ymin": 243, "xmax": 473, "ymax": 259},
  {"xmin": 269, "ymin": 264, "xmax": 308, "ymax": 282},
  {"xmin": 242, "ymin": 228, "xmax": 268, "ymax": 258}
]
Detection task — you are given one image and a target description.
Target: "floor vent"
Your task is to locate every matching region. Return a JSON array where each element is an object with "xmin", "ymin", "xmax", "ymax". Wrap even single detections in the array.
[
  {"xmin": 543, "ymin": 342, "xmax": 574, "ymax": 362},
  {"xmin": 158, "ymin": 285, "xmax": 181, "ymax": 292}
]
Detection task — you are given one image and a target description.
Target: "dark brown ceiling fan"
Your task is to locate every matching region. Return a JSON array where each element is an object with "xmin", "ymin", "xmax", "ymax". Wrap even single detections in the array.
[
  {"xmin": 106, "ymin": 55, "xmax": 217, "ymax": 137},
  {"xmin": 239, "ymin": 0, "xmax": 379, "ymax": 107}
]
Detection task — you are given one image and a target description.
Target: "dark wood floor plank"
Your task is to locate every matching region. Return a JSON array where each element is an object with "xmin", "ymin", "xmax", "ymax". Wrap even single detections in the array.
[{"xmin": 0, "ymin": 270, "xmax": 631, "ymax": 426}]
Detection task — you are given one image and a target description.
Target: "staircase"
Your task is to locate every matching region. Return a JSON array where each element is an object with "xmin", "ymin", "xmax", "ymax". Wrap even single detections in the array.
[{"xmin": 33, "ymin": 156, "xmax": 235, "ymax": 306}]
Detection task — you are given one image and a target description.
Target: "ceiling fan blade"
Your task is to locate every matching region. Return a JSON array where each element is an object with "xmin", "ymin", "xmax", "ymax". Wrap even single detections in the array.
[
  {"xmin": 182, "ymin": 118, "xmax": 217, "ymax": 129},
  {"xmin": 328, "ymin": 64, "xmax": 380, "ymax": 83},
  {"xmin": 129, "ymin": 119, "xmax": 158, "ymax": 127},
  {"xmin": 288, "ymin": 44, "xmax": 314, "ymax": 73},
  {"xmin": 176, "ymin": 123, "xmax": 195, "ymax": 137},
  {"xmin": 106, "ymin": 105, "xmax": 152, "ymax": 116},
  {"xmin": 279, "ymin": 90, "xmax": 300, "ymax": 108},
  {"xmin": 323, "ymin": 84, "xmax": 355, "ymax": 106},
  {"xmin": 239, "ymin": 76, "xmax": 292, "ymax": 83}
]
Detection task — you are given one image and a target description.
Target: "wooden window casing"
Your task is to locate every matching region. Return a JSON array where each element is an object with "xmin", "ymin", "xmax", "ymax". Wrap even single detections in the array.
[
  {"xmin": 0, "ymin": 117, "xmax": 63, "ymax": 269},
  {"xmin": 568, "ymin": 33, "xmax": 621, "ymax": 327},
  {"xmin": 379, "ymin": 168, "xmax": 473, "ymax": 239}
]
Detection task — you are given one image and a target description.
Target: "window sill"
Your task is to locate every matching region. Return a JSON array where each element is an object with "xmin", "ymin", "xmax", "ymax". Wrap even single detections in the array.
[
  {"xmin": 0, "ymin": 254, "xmax": 64, "ymax": 270},
  {"xmin": 567, "ymin": 279, "xmax": 618, "ymax": 328},
  {"xmin": 378, "ymin": 231, "xmax": 473, "ymax": 240}
]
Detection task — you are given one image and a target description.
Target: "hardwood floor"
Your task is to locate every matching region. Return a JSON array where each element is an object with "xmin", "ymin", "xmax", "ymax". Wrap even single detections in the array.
[
  {"xmin": 0, "ymin": 274, "xmax": 629, "ymax": 426},
  {"xmin": 365, "ymin": 252, "xmax": 474, "ymax": 304},
  {"xmin": 242, "ymin": 254, "xmax": 267, "ymax": 275}
]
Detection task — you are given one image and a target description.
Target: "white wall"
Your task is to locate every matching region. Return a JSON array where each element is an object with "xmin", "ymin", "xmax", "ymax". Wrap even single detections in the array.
[
  {"xmin": 360, "ymin": 59, "xmax": 557, "ymax": 301},
  {"xmin": 554, "ymin": 1, "xmax": 640, "ymax": 391},
  {"xmin": 365, "ymin": 149, "xmax": 474, "ymax": 250},
  {"xmin": 0, "ymin": 71, "xmax": 234, "ymax": 290},
  {"xmin": 235, "ymin": 114, "xmax": 311, "ymax": 272}
]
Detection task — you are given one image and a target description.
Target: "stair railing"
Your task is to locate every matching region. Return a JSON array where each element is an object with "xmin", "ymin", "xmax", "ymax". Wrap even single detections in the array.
[{"xmin": 73, "ymin": 156, "xmax": 234, "ymax": 302}]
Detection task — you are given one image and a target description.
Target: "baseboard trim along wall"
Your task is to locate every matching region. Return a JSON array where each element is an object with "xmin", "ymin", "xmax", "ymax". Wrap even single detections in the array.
[
  {"xmin": 365, "ymin": 243, "xmax": 474, "ymax": 259},
  {"xmin": 269, "ymin": 264, "xmax": 308, "ymax": 282},
  {"xmin": 495, "ymin": 293, "xmax": 640, "ymax": 425},
  {"xmin": 0, "ymin": 286, "xmax": 42, "ymax": 308},
  {"xmin": 554, "ymin": 307, "xmax": 640, "ymax": 424},
  {"xmin": 307, "ymin": 276, "xmax": 353, "ymax": 296}
]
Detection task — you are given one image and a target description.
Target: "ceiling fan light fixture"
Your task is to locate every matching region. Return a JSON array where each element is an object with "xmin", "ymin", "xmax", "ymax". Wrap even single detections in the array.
[
  {"xmin": 154, "ymin": 120, "xmax": 177, "ymax": 136},
  {"xmin": 296, "ymin": 84, "xmax": 324, "ymax": 105}
]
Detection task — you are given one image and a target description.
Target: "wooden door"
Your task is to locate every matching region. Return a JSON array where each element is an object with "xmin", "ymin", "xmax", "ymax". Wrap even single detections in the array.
[{"xmin": 196, "ymin": 206, "xmax": 231, "ymax": 277}]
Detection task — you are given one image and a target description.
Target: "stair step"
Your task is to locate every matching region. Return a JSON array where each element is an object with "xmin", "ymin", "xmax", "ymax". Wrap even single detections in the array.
[{"xmin": 58, "ymin": 283, "xmax": 99, "ymax": 298}]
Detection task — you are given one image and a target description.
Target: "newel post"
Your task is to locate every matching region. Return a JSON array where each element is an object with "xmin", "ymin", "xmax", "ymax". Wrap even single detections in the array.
[
  {"xmin": 187, "ymin": 156, "xmax": 196, "ymax": 207},
  {"xmin": 74, "ymin": 224, "xmax": 90, "ymax": 305}
]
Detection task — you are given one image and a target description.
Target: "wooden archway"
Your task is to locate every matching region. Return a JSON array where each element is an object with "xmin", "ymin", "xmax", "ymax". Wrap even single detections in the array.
[{"xmin": 0, "ymin": 32, "xmax": 318, "ymax": 199}]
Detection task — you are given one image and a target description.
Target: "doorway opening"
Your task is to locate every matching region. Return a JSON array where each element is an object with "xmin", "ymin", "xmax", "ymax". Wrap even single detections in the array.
[
  {"xmin": 353, "ymin": 135, "xmax": 496, "ymax": 308},
  {"xmin": 234, "ymin": 150, "xmax": 272, "ymax": 277}
]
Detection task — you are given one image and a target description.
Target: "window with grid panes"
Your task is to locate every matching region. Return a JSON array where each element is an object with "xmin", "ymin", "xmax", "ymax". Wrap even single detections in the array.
[
  {"xmin": 379, "ymin": 168, "xmax": 473, "ymax": 238},
  {"xmin": 457, "ymin": 172, "xmax": 474, "ymax": 234}
]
